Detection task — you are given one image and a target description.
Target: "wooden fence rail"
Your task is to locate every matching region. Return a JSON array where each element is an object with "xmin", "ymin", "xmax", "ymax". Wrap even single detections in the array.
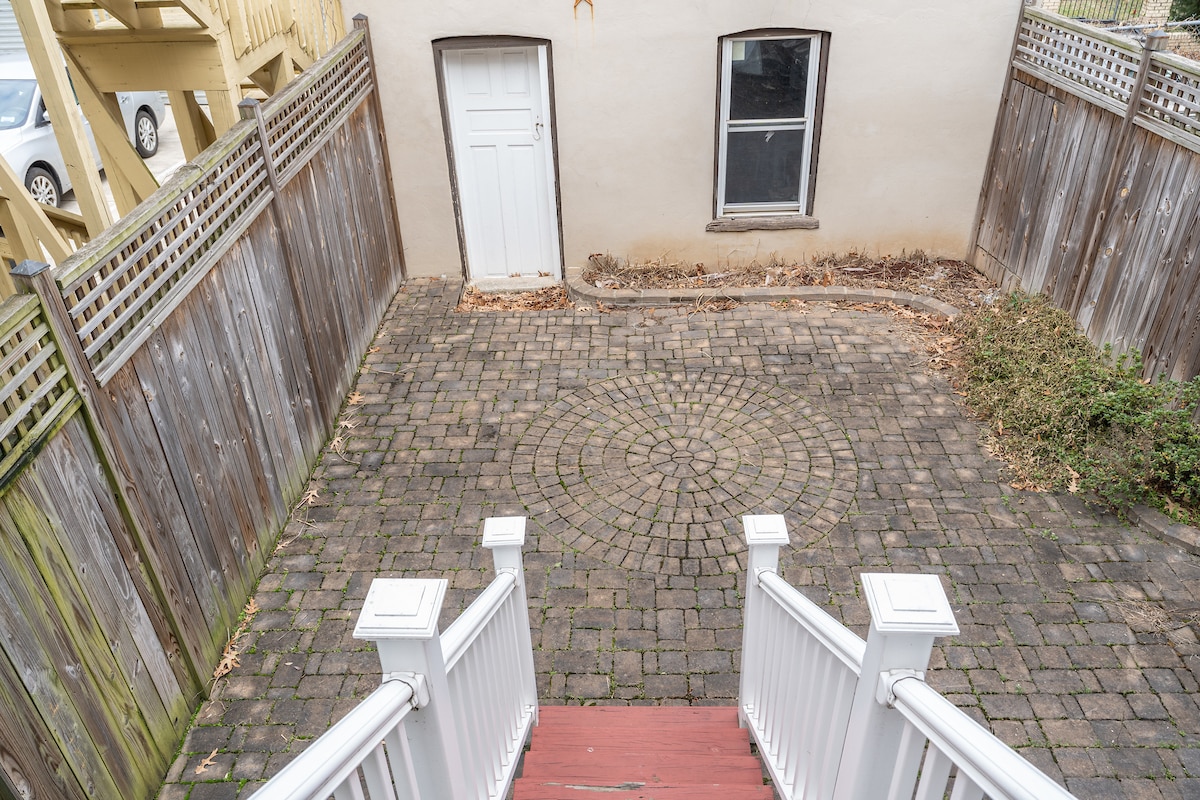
[
  {"xmin": 0, "ymin": 16, "xmax": 403, "ymax": 800},
  {"xmin": 973, "ymin": 7, "xmax": 1200, "ymax": 382}
]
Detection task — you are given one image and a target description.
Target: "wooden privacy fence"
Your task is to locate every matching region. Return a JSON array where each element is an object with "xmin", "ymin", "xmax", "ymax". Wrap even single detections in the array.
[
  {"xmin": 0, "ymin": 16, "xmax": 402, "ymax": 800},
  {"xmin": 972, "ymin": 7, "xmax": 1200, "ymax": 382}
]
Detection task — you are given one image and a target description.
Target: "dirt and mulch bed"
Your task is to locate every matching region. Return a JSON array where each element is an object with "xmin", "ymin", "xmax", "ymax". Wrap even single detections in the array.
[
  {"xmin": 583, "ymin": 251, "xmax": 998, "ymax": 314},
  {"xmin": 457, "ymin": 251, "xmax": 1000, "ymax": 318}
]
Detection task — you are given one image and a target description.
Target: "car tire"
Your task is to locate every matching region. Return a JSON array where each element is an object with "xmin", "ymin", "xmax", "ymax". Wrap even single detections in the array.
[
  {"xmin": 134, "ymin": 108, "xmax": 158, "ymax": 158},
  {"xmin": 25, "ymin": 166, "xmax": 60, "ymax": 207}
]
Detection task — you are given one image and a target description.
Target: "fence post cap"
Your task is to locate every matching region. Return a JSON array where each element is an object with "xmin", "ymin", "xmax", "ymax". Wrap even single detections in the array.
[
  {"xmin": 743, "ymin": 514, "xmax": 789, "ymax": 546},
  {"xmin": 11, "ymin": 260, "xmax": 52, "ymax": 278},
  {"xmin": 354, "ymin": 578, "xmax": 447, "ymax": 640},
  {"xmin": 482, "ymin": 516, "xmax": 526, "ymax": 548},
  {"xmin": 861, "ymin": 573, "xmax": 959, "ymax": 636},
  {"xmin": 1144, "ymin": 30, "xmax": 1169, "ymax": 50}
]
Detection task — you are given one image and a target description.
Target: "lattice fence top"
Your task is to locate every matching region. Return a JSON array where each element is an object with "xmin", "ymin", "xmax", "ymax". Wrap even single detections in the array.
[
  {"xmin": 0, "ymin": 295, "xmax": 77, "ymax": 484},
  {"xmin": 262, "ymin": 33, "xmax": 373, "ymax": 183},
  {"xmin": 58, "ymin": 129, "xmax": 271, "ymax": 384},
  {"xmin": 52, "ymin": 28, "xmax": 370, "ymax": 386},
  {"xmin": 1139, "ymin": 52, "xmax": 1200, "ymax": 144},
  {"xmin": 1015, "ymin": 8, "xmax": 1140, "ymax": 111}
]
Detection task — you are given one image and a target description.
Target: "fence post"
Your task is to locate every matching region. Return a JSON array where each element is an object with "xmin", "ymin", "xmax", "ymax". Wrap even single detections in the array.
[
  {"xmin": 354, "ymin": 578, "xmax": 467, "ymax": 799},
  {"xmin": 352, "ymin": 14, "xmax": 408, "ymax": 279},
  {"xmin": 738, "ymin": 514, "xmax": 790, "ymax": 728},
  {"xmin": 832, "ymin": 573, "xmax": 960, "ymax": 800},
  {"xmin": 482, "ymin": 516, "xmax": 539, "ymax": 725}
]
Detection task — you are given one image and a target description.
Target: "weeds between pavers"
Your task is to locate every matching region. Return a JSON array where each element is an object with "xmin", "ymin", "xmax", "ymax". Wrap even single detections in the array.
[{"xmin": 953, "ymin": 292, "xmax": 1200, "ymax": 521}]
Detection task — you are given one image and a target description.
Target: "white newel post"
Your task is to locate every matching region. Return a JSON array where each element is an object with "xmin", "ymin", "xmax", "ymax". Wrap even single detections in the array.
[
  {"xmin": 832, "ymin": 573, "xmax": 960, "ymax": 800},
  {"xmin": 354, "ymin": 578, "xmax": 468, "ymax": 799},
  {"xmin": 482, "ymin": 515, "xmax": 539, "ymax": 726},
  {"xmin": 738, "ymin": 514, "xmax": 790, "ymax": 728}
]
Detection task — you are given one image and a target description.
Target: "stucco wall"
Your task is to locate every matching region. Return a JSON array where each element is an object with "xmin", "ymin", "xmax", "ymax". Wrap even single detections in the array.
[{"xmin": 346, "ymin": 0, "xmax": 1022, "ymax": 277}]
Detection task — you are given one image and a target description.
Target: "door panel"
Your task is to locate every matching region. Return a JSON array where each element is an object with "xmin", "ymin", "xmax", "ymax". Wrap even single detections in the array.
[{"xmin": 443, "ymin": 45, "xmax": 561, "ymax": 281}]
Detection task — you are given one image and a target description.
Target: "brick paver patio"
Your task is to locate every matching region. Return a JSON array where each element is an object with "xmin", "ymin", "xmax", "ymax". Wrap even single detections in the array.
[{"xmin": 159, "ymin": 279, "xmax": 1200, "ymax": 799}]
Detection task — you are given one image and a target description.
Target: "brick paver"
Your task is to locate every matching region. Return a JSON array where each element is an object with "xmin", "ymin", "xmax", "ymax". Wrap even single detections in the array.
[{"xmin": 159, "ymin": 279, "xmax": 1200, "ymax": 799}]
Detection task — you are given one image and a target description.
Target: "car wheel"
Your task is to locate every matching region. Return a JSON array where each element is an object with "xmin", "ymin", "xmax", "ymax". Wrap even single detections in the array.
[
  {"xmin": 25, "ymin": 166, "xmax": 60, "ymax": 207},
  {"xmin": 134, "ymin": 108, "xmax": 158, "ymax": 158}
]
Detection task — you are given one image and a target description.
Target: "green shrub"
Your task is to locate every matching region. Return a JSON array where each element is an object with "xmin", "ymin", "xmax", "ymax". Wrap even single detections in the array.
[{"xmin": 954, "ymin": 292, "xmax": 1200, "ymax": 515}]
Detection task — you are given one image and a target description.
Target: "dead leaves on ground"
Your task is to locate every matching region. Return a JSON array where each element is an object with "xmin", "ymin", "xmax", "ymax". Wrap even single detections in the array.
[
  {"xmin": 212, "ymin": 597, "xmax": 260, "ymax": 683},
  {"xmin": 194, "ymin": 749, "xmax": 218, "ymax": 775},
  {"xmin": 456, "ymin": 285, "xmax": 573, "ymax": 312}
]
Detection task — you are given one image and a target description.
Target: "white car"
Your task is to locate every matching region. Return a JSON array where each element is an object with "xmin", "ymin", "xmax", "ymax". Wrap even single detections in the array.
[{"xmin": 0, "ymin": 53, "xmax": 166, "ymax": 206}]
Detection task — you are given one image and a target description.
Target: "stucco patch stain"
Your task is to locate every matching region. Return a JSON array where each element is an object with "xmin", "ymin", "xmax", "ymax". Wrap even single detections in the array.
[{"xmin": 511, "ymin": 372, "xmax": 855, "ymax": 574}]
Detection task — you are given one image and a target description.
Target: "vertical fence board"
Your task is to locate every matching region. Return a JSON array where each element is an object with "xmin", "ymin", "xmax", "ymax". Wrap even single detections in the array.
[
  {"xmin": 0, "ymin": 494, "xmax": 129, "ymax": 799},
  {"xmin": 236, "ymin": 224, "xmax": 325, "ymax": 474},
  {"xmin": 22, "ymin": 420, "xmax": 185, "ymax": 735},
  {"xmin": 105, "ymin": 363, "xmax": 223, "ymax": 672}
]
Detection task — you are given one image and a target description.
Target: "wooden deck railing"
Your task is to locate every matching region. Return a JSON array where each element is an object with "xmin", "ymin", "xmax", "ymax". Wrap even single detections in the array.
[
  {"xmin": 0, "ymin": 16, "xmax": 402, "ymax": 800},
  {"xmin": 210, "ymin": 0, "xmax": 344, "ymax": 64},
  {"xmin": 249, "ymin": 518, "xmax": 538, "ymax": 800},
  {"xmin": 740, "ymin": 515, "xmax": 1079, "ymax": 800}
]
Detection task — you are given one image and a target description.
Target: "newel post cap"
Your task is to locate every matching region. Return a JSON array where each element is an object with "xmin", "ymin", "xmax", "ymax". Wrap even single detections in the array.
[
  {"xmin": 354, "ymin": 578, "xmax": 447, "ymax": 640},
  {"xmin": 743, "ymin": 514, "xmax": 789, "ymax": 546},
  {"xmin": 482, "ymin": 516, "xmax": 526, "ymax": 549},
  {"xmin": 861, "ymin": 573, "xmax": 959, "ymax": 637}
]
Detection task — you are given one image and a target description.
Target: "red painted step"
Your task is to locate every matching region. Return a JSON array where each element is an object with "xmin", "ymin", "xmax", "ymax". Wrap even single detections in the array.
[{"xmin": 513, "ymin": 706, "xmax": 774, "ymax": 800}]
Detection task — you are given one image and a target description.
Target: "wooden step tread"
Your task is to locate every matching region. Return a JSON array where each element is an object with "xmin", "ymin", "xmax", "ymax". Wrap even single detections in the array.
[
  {"xmin": 537, "ymin": 706, "xmax": 739, "ymax": 723},
  {"xmin": 521, "ymin": 754, "xmax": 764, "ymax": 782},
  {"xmin": 529, "ymin": 740, "xmax": 753, "ymax": 757},
  {"xmin": 531, "ymin": 726, "xmax": 750, "ymax": 750},
  {"xmin": 513, "ymin": 781, "xmax": 774, "ymax": 799}
]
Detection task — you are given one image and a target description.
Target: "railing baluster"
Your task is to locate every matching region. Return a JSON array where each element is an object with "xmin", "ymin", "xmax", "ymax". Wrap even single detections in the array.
[
  {"xmin": 383, "ymin": 726, "xmax": 420, "ymax": 800},
  {"xmin": 360, "ymin": 743, "xmax": 397, "ymax": 800},
  {"xmin": 914, "ymin": 748, "xmax": 954, "ymax": 800},
  {"xmin": 332, "ymin": 771, "xmax": 366, "ymax": 800},
  {"xmin": 885, "ymin": 721, "xmax": 926, "ymax": 800}
]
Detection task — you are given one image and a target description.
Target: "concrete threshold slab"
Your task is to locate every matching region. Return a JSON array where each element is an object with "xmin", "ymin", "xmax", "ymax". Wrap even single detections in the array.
[{"xmin": 470, "ymin": 276, "xmax": 562, "ymax": 294}]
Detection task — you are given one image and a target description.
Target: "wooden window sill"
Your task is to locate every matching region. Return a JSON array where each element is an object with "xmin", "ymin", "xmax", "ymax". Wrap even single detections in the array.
[{"xmin": 706, "ymin": 216, "xmax": 820, "ymax": 232}]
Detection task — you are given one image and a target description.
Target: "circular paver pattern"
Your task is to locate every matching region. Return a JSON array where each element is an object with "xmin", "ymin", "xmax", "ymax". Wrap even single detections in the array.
[{"xmin": 512, "ymin": 372, "xmax": 857, "ymax": 575}]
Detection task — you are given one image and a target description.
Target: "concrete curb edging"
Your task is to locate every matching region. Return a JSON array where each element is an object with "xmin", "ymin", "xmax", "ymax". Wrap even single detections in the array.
[
  {"xmin": 1128, "ymin": 504, "xmax": 1200, "ymax": 556},
  {"xmin": 565, "ymin": 273, "xmax": 962, "ymax": 317}
]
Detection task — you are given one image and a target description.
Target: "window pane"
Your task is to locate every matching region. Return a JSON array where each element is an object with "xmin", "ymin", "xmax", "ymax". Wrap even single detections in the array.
[
  {"xmin": 724, "ymin": 128, "xmax": 805, "ymax": 205},
  {"xmin": 729, "ymin": 38, "xmax": 811, "ymax": 120}
]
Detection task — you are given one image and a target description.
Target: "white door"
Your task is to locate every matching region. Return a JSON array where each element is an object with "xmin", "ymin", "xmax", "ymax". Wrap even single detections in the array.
[{"xmin": 442, "ymin": 46, "xmax": 561, "ymax": 281}]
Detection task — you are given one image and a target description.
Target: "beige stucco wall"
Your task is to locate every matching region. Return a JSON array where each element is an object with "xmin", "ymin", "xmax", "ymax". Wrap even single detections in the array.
[{"xmin": 346, "ymin": 0, "xmax": 1022, "ymax": 278}]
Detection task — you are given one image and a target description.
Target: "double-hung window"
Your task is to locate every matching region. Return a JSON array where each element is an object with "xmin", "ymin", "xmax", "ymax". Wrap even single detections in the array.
[{"xmin": 717, "ymin": 33, "xmax": 822, "ymax": 218}]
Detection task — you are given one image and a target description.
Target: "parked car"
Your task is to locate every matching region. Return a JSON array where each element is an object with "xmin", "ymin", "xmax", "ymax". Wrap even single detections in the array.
[{"xmin": 0, "ymin": 53, "xmax": 166, "ymax": 206}]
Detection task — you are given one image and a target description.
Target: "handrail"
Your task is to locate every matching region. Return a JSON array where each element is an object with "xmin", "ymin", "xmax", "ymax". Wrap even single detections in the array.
[
  {"xmin": 757, "ymin": 570, "xmax": 865, "ymax": 671},
  {"xmin": 890, "ymin": 677, "xmax": 1077, "ymax": 800},
  {"xmin": 247, "ymin": 679, "xmax": 417, "ymax": 799},
  {"xmin": 441, "ymin": 571, "xmax": 518, "ymax": 671}
]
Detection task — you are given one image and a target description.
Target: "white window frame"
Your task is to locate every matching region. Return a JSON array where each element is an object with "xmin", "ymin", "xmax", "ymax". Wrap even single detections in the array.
[{"xmin": 717, "ymin": 33, "xmax": 822, "ymax": 217}]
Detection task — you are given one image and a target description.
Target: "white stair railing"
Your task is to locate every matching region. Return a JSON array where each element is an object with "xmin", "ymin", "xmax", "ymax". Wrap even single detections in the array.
[
  {"xmin": 248, "ymin": 516, "xmax": 537, "ymax": 800},
  {"xmin": 739, "ymin": 515, "xmax": 865, "ymax": 800},
  {"xmin": 740, "ymin": 515, "xmax": 1079, "ymax": 800}
]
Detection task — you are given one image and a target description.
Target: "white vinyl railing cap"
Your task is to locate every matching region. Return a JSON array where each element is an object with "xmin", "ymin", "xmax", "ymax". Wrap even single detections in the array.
[
  {"xmin": 743, "ymin": 514, "xmax": 790, "ymax": 545},
  {"xmin": 861, "ymin": 573, "xmax": 960, "ymax": 636},
  {"xmin": 482, "ymin": 516, "xmax": 527, "ymax": 548},
  {"xmin": 354, "ymin": 578, "xmax": 448, "ymax": 639}
]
